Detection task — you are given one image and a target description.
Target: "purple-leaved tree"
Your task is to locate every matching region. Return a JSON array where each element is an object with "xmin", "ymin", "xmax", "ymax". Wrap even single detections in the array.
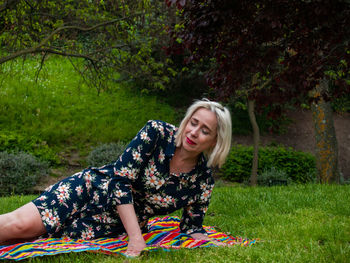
[{"xmin": 166, "ymin": 0, "xmax": 350, "ymax": 183}]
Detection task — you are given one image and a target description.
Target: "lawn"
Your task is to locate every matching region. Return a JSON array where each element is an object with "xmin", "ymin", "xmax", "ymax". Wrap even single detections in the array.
[
  {"xmin": 0, "ymin": 56, "xmax": 177, "ymax": 156},
  {"xmin": 1, "ymin": 184, "xmax": 349, "ymax": 262}
]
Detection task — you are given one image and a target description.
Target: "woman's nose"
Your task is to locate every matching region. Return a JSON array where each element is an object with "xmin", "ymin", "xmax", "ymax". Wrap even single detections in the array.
[{"xmin": 191, "ymin": 127, "xmax": 199, "ymax": 137}]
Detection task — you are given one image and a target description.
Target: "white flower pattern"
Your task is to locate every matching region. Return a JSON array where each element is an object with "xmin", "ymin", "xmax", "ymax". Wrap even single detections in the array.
[{"xmin": 33, "ymin": 120, "xmax": 214, "ymax": 239}]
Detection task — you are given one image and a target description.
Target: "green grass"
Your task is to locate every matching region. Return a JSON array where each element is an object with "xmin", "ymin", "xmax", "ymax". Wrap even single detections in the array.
[
  {"xmin": 1, "ymin": 184, "xmax": 349, "ymax": 262},
  {"xmin": 0, "ymin": 56, "xmax": 177, "ymax": 155}
]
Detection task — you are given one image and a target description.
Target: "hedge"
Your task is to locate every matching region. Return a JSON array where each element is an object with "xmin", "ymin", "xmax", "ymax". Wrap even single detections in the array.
[{"xmin": 221, "ymin": 145, "xmax": 317, "ymax": 183}]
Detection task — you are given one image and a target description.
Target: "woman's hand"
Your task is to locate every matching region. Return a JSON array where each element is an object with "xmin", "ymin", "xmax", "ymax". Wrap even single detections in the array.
[
  {"xmin": 126, "ymin": 236, "xmax": 146, "ymax": 257},
  {"xmin": 117, "ymin": 204, "xmax": 146, "ymax": 257},
  {"xmin": 190, "ymin": 233, "xmax": 231, "ymax": 247}
]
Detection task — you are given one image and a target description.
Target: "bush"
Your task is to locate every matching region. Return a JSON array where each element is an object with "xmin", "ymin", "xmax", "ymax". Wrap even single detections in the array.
[
  {"xmin": 257, "ymin": 167, "xmax": 292, "ymax": 186},
  {"xmin": 0, "ymin": 151, "xmax": 49, "ymax": 196},
  {"xmin": 221, "ymin": 145, "xmax": 317, "ymax": 183},
  {"xmin": 332, "ymin": 95, "xmax": 350, "ymax": 113},
  {"xmin": 87, "ymin": 142, "xmax": 127, "ymax": 167},
  {"xmin": 0, "ymin": 131, "xmax": 59, "ymax": 165}
]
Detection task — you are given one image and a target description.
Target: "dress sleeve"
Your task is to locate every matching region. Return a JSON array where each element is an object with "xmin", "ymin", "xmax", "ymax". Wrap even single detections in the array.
[
  {"xmin": 179, "ymin": 177, "xmax": 214, "ymax": 235},
  {"xmin": 92, "ymin": 120, "xmax": 161, "ymax": 206}
]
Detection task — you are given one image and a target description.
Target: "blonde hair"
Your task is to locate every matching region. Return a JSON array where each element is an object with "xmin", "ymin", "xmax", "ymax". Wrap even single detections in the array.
[{"xmin": 175, "ymin": 99, "xmax": 232, "ymax": 168}]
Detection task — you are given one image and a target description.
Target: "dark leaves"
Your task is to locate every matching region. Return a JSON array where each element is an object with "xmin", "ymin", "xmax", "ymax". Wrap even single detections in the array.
[{"xmin": 165, "ymin": 0, "xmax": 350, "ymax": 115}]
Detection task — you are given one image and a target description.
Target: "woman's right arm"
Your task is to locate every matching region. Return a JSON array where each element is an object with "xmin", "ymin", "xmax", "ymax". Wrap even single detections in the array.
[
  {"xmin": 94, "ymin": 120, "xmax": 162, "ymax": 256},
  {"xmin": 117, "ymin": 204, "xmax": 146, "ymax": 257}
]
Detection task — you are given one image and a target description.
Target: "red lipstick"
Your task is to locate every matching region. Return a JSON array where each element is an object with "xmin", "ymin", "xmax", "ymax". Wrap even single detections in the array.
[{"xmin": 186, "ymin": 137, "xmax": 196, "ymax": 145}]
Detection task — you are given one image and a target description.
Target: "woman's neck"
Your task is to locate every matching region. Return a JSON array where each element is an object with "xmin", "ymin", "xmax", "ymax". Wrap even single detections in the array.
[{"xmin": 169, "ymin": 147, "xmax": 199, "ymax": 174}]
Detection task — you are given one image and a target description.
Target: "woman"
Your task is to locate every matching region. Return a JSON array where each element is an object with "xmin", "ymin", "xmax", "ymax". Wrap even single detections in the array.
[{"xmin": 0, "ymin": 99, "xmax": 232, "ymax": 257}]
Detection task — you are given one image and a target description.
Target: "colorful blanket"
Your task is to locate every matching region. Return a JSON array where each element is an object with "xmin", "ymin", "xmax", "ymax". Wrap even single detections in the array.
[{"xmin": 0, "ymin": 216, "xmax": 256, "ymax": 261}]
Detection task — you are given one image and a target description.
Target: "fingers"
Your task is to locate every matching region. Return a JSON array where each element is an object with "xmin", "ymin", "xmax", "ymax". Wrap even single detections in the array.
[
  {"xmin": 211, "ymin": 240, "xmax": 228, "ymax": 246},
  {"xmin": 125, "ymin": 240, "xmax": 147, "ymax": 257},
  {"xmin": 210, "ymin": 240, "xmax": 239, "ymax": 247},
  {"xmin": 125, "ymin": 248, "xmax": 143, "ymax": 257}
]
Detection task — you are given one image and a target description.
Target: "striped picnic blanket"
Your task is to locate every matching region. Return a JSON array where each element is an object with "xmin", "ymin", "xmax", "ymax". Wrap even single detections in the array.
[{"xmin": 0, "ymin": 216, "xmax": 256, "ymax": 261}]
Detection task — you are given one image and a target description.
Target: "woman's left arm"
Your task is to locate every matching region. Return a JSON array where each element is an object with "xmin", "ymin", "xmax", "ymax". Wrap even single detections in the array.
[
  {"xmin": 179, "ymin": 177, "xmax": 214, "ymax": 235},
  {"xmin": 180, "ymin": 177, "xmax": 231, "ymax": 246},
  {"xmin": 190, "ymin": 232, "xmax": 229, "ymax": 246}
]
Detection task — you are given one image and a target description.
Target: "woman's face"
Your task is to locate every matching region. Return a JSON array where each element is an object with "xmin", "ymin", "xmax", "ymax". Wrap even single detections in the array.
[{"xmin": 182, "ymin": 108, "xmax": 218, "ymax": 155}]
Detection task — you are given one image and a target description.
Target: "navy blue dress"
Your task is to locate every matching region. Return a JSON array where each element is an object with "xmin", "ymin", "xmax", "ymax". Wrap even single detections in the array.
[{"xmin": 32, "ymin": 120, "xmax": 214, "ymax": 240}]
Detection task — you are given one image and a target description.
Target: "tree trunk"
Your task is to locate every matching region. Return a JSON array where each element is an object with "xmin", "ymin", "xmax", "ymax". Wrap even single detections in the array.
[
  {"xmin": 248, "ymin": 99, "xmax": 260, "ymax": 186},
  {"xmin": 311, "ymin": 79, "xmax": 340, "ymax": 183}
]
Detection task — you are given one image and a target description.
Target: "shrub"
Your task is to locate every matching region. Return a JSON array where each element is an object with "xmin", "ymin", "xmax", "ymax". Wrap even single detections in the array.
[
  {"xmin": 0, "ymin": 131, "xmax": 59, "ymax": 165},
  {"xmin": 0, "ymin": 151, "xmax": 49, "ymax": 196},
  {"xmin": 257, "ymin": 167, "xmax": 292, "ymax": 186},
  {"xmin": 221, "ymin": 145, "xmax": 317, "ymax": 183},
  {"xmin": 87, "ymin": 142, "xmax": 127, "ymax": 167},
  {"xmin": 332, "ymin": 95, "xmax": 350, "ymax": 113}
]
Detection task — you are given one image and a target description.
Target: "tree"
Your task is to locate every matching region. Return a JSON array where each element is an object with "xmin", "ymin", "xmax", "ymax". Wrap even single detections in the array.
[
  {"xmin": 277, "ymin": 1, "xmax": 350, "ymax": 183},
  {"xmin": 166, "ymin": 0, "xmax": 350, "ymax": 183},
  {"xmin": 166, "ymin": 0, "xmax": 288, "ymax": 185},
  {"xmin": 0, "ymin": 0, "xmax": 175, "ymax": 92}
]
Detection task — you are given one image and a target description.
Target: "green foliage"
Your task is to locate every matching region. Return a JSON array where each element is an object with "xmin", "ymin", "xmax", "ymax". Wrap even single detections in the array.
[
  {"xmin": 257, "ymin": 167, "xmax": 292, "ymax": 186},
  {"xmin": 228, "ymin": 99, "xmax": 293, "ymax": 135},
  {"xmin": 87, "ymin": 142, "xmax": 127, "ymax": 167},
  {"xmin": 0, "ymin": 57, "xmax": 177, "ymax": 153},
  {"xmin": 1, "ymin": 0, "xmax": 179, "ymax": 94},
  {"xmin": 332, "ymin": 95, "xmax": 350, "ymax": 113},
  {"xmin": 0, "ymin": 151, "xmax": 49, "ymax": 196},
  {"xmin": 158, "ymin": 70, "xmax": 209, "ymax": 109},
  {"xmin": 221, "ymin": 145, "xmax": 317, "ymax": 183},
  {"xmin": 0, "ymin": 131, "xmax": 59, "ymax": 165}
]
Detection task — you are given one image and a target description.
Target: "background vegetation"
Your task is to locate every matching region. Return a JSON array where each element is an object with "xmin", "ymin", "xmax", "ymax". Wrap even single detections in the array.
[
  {"xmin": 221, "ymin": 145, "xmax": 317, "ymax": 184},
  {"xmin": 0, "ymin": 151, "xmax": 49, "ymax": 195},
  {"xmin": 0, "ymin": 1, "xmax": 349, "ymax": 262},
  {"xmin": 0, "ymin": 56, "xmax": 180, "ymax": 195},
  {"xmin": 1, "ymin": 55, "xmax": 349, "ymax": 195},
  {"xmin": 0, "ymin": 56, "xmax": 177, "ymax": 154}
]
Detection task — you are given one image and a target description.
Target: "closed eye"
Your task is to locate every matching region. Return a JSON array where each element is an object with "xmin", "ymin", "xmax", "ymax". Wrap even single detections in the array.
[
  {"xmin": 190, "ymin": 120, "xmax": 198, "ymax": 126},
  {"xmin": 190, "ymin": 117, "xmax": 212, "ymax": 135}
]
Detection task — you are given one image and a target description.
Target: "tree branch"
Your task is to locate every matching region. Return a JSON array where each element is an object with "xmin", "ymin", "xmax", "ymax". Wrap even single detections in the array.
[
  {"xmin": 0, "ymin": 46, "xmax": 102, "ymax": 64},
  {"xmin": 87, "ymin": 45, "xmax": 129, "ymax": 56},
  {"xmin": 36, "ymin": 17, "xmax": 130, "ymax": 50},
  {"xmin": 35, "ymin": 51, "xmax": 48, "ymax": 82},
  {"xmin": 36, "ymin": 48, "xmax": 99, "ymax": 62},
  {"xmin": 0, "ymin": 0, "xmax": 20, "ymax": 13},
  {"xmin": 235, "ymin": 75, "xmax": 273, "ymax": 99},
  {"xmin": 0, "ymin": 47, "xmax": 37, "ymax": 64},
  {"xmin": 0, "ymin": 16, "xmax": 133, "ymax": 65},
  {"xmin": 67, "ymin": 56, "xmax": 97, "ymax": 91},
  {"xmin": 23, "ymin": 0, "xmax": 34, "ymax": 9}
]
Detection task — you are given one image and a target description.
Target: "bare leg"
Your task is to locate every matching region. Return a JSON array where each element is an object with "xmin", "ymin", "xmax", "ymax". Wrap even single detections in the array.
[
  {"xmin": 116, "ymin": 204, "xmax": 146, "ymax": 257},
  {"xmin": 0, "ymin": 202, "xmax": 46, "ymax": 245}
]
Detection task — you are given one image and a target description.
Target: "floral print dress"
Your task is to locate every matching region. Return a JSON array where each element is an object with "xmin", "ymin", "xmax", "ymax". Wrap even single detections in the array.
[{"xmin": 32, "ymin": 120, "xmax": 214, "ymax": 240}]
